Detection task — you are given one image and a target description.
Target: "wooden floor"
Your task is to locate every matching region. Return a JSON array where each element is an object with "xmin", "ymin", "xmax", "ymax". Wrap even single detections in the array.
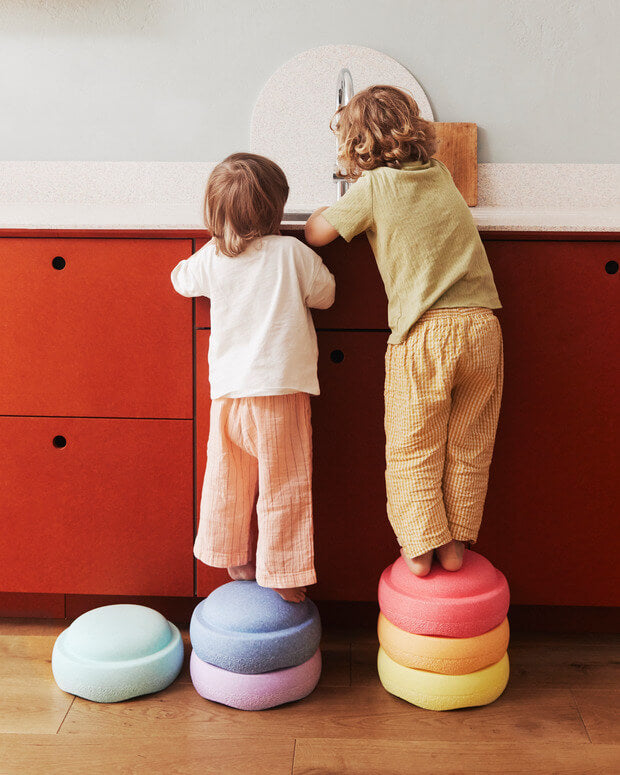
[{"xmin": 0, "ymin": 619, "xmax": 618, "ymax": 774}]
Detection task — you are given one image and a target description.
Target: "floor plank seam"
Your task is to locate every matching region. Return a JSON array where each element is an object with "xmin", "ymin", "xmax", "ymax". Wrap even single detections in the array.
[
  {"xmin": 55, "ymin": 695, "xmax": 75, "ymax": 734},
  {"xmin": 570, "ymin": 687, "xmax": 593, "ymax": 744},
  {"xmin": 290, "ymin": 738, "xmax": 297, "ymax": 775}
]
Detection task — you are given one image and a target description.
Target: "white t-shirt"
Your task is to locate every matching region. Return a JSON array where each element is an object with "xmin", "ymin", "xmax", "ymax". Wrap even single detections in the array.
[{"xmin": 171, "ymin": 234, "xmax": 335, "ymax": 399}]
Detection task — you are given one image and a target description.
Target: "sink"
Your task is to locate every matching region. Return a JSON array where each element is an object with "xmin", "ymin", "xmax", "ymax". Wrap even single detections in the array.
[{"xmin": 282, "ymin": 212, "xmax": 312, "ymax": 224}]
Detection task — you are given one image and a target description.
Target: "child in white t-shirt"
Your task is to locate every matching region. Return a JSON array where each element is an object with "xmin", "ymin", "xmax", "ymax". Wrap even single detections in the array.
[{"xmin": 171, "ymin": 153, "xmax": 335, "ymax": 602}]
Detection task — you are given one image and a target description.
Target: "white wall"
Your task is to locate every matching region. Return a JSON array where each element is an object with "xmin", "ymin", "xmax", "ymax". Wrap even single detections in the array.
[{"xmin": 1, "ymin": 0, "xmax": 618, "ymax": 163}]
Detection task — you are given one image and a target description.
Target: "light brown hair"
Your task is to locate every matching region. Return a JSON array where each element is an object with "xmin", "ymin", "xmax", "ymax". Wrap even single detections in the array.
[
  {"xmin": 204, "ymin": 153, "xmax": 289, "ymax": 257},
  {"xmin": 332, "ymin": 85, "xmax": 437, "ymax": 178}
]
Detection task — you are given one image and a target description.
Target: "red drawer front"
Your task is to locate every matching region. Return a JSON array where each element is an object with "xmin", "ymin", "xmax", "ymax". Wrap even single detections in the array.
[
  {"xmin": 0, "ymin": 417, "xmax": 194, "ymax": 596},
  {"xmin": 0, "ymin": 238, "xmax": 193, "ymax": 418},
  {"xmin": 477, "ymin": 239, "xmax": 620, "ymax": 605}
]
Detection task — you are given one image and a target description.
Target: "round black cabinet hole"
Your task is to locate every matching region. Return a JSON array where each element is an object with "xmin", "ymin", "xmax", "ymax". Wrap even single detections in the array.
[
  {"xmin": 52, "ymin": 435, "xmax": 67, "ymax": 448},
  {"xmin": 52, "ymin": 256, "xmax": 66, "ymax": 270},
  {"xmin": 605, "ymin": 260, "xmax": 618, "ymax": 275},
  {"xmin": 330, "ymin": 349, "xmax": 345, "ymax": 364}
]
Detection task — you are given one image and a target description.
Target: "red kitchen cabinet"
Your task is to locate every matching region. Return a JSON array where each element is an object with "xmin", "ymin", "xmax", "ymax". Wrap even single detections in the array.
[
  {"xmin": 3, "ymin": 228, "xmax": 616, "ymax": 616},
  {"xmin": 477, "ymin": 239, "xmax": 619, "ymax": 605},
  {"xmin": 0, "ymin": 416, "xmax": 194, "ymax": 596},
  {"xmin": 0, "ymin": 238, "xmax": 193, "ymax": 418}
]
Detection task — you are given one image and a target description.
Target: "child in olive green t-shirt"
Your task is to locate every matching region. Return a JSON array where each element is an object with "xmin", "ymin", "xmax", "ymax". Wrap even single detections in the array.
[{"xmin": 306, "ymin": 85, "xmax": 503, "ymax": 578}]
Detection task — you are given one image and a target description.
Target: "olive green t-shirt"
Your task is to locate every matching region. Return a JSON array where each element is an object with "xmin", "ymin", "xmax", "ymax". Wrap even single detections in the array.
[{"xmin": 323, "ymin": 159, "xmax": 501, "ymax": 344}]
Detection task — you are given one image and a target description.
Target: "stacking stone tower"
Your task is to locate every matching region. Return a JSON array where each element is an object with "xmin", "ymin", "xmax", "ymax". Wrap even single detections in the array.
[
  {"xmin": 377, "ymin": 550, "xmax": 510, "ymax": 710},
  {"xmin": 189, "ymin": 580, "xmax": 322, "ymax": 710}
]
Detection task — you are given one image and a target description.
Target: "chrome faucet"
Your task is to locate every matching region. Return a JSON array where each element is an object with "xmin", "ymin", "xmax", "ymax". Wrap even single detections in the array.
[{"xmin": 334, "ymin": 68, "xmax": 354, "ymax": 199}]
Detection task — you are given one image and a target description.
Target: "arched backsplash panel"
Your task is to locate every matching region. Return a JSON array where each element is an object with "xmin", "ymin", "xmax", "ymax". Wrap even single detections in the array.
[{"xmin": 251, "ymin": 44, "xmax": 434, "ymax": 210}]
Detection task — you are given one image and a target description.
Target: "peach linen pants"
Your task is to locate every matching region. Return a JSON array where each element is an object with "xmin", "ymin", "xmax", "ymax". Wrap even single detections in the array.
[
  {"xmin": 194, "ymin": 392, "xmax": 316, "ymax": 589},
  {"xmin": 384, "ymin": 308, "xmax": 504, "ymax": 558}
]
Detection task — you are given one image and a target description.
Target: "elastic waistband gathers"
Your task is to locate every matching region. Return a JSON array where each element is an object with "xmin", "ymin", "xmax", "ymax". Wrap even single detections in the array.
[{"xmin": 418, "ymin": 307, "xmax": 495, "ymax": 323}]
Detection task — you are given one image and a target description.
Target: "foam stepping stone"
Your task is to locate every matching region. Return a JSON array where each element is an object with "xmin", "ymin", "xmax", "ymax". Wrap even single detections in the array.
[
  {"xmin": 190, "ymin": 580, "xmax": 321, "ymax": 674},
  {"xmin": 378, "ymin": 647, "xmax": 509, "ymax": 711},
  {"xmin": 378, "ymin": 550, "xmax": 509, "ymax": 638},
  {"xmin": 190, "ymin": 648, "xmax": 321, "ymax": 711},
  {"xmin": 378, "ymin": 613, "xmax": 509, "ymax": 675},
  {"xmin": 52, "ymin": 604, "xmax": 184, "ymax": 703}
]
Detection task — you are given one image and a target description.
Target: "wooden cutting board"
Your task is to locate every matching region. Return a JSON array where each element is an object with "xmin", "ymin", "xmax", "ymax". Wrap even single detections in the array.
[{"xmin": 433, "ymin": 122, "xmax": 477, "ymax": 206}]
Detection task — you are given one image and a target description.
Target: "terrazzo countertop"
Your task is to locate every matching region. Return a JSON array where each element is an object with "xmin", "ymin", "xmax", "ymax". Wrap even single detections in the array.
[
  {"xmin": 0, "ymin": 162, "xmax": 618, "ymax": 233},
  {"xmin": 1, "ymin": 204, "xmax": 617, "ymax": 232}
]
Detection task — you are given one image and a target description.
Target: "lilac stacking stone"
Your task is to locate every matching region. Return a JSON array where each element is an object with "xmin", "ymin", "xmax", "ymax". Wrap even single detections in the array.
[
  {"xmin": 190, "ymin": 581, "xmax": 321, "ymax": 674},
  {"xmin": 190, "ymin": 649, "xmax": 322, "ymax": 711}
]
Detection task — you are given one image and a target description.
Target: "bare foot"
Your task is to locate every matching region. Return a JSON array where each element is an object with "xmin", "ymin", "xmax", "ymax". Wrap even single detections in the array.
[
  {"xmin": 400, "ymin": 547, "xmax": 433, "ymax": 577},
  {"xmin": 228, "ymin": 562, "xmax": 256, "ymax": 581},
  {"xmin": 274, "ymin": 586, "xmax": 306, "ymax": 603},
  {"xmin": 436, "ymin": 540, "xmax": 465, "ymax": 571}
]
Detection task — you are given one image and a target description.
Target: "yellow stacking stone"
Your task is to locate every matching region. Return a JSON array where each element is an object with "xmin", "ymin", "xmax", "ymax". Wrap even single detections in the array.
[
  {"xmin": 377, "ymin": 647, "xmax": 509, "ymax": 711},
  {"xmin": 378, "ymin": 614, "xmax": 509, "ymax": 675}
]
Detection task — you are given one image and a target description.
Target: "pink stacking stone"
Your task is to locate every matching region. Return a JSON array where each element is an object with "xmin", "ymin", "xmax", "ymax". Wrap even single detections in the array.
[
  {"xmin": 190, "ymin": 649, "xmax": 322, "ymax": 711},
  {"xmin": 378, "ymin": 550, "xmax": 509, "ymax": 638}
]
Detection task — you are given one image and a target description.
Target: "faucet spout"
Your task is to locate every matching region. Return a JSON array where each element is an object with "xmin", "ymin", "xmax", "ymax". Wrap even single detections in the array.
[{"xmin": 337, "ymin": 68, "xmax": 354, "ymax": 112}]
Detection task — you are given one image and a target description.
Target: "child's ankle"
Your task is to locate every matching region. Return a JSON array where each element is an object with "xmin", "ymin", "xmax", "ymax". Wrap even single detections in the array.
[{"xmin": 228, "ymin": 562, "xmax": 256, "ymax": 581}]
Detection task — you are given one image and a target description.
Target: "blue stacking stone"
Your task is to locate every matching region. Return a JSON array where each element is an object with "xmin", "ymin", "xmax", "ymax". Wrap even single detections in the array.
[{"xmin": 190, "ymin": 580, "xmax": 321, "ymax": 674}]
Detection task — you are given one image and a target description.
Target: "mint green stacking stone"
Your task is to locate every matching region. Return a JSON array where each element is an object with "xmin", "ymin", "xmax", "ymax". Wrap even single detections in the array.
[{"xmin": 52, "ymin": 604, "xmax": 184, "ymax": 702}]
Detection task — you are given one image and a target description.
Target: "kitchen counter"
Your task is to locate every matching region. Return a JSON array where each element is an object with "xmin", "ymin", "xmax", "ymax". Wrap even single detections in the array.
[
  {"xmin": 1, "ymin": 161, "xmax": 618, "ymax": 234},
  {"xmin": 0, "ymin": 204, "xmax": 618, "ymax": 233}
]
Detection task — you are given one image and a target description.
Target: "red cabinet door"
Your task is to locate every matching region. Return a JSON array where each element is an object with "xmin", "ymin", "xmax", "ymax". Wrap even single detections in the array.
[
  {"xmin": 312, "ymin": 332, "xmax": 395, "ymax": 600},
  {"xmin": 194, "ymin": 331, "xmax": 230, "ymax": 596},
  {"xmin": 477, "ymin": 239, "xmax": 619, "ymax": 605},
  {"xmin": 0, "ymin": 417, "xmax": 194, "ymax": 595},
  {"xmin": 0, "ymin": 238, "xmax": 193, "ymax": 418}
]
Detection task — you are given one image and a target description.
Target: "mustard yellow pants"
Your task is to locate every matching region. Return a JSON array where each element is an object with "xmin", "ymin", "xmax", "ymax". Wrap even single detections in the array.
[{"xmin": 384, "ymin": 308, "xmax": 504, "ymax": 558}]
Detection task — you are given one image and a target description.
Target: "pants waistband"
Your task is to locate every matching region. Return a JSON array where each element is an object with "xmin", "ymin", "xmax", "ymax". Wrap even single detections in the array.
[{"xmin": 418, "ymin": 307, "xmax": 495, "ymax": 323}]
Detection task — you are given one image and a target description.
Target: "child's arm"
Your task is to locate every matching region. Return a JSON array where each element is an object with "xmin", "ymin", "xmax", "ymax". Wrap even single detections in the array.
[
  {"xmin": 170, "ymin": 251, "xmax": 209, "ymax": 298},
  {"xmin": 305, "ymin": 207, "xmax": 339, "ymax": 247},
  {"xmin": 305, "ymin": 174, "xmax": 373, "ymax": 247}
]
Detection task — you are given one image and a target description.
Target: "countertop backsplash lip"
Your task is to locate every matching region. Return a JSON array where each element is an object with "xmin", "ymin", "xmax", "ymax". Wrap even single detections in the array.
[{"xmin": 0, "ymin": 161, "xmax": 618, "ymax": 232}]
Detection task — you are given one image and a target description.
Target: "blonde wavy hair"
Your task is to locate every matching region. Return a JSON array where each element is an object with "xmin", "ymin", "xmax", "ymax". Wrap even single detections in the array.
[
  {"xmin": 204, "ymin": 153, "xmax": 289, "ymax": 257},
  {"xmin": 331, "ymin": 85, "xmax": 437, "ymax": 178}
]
